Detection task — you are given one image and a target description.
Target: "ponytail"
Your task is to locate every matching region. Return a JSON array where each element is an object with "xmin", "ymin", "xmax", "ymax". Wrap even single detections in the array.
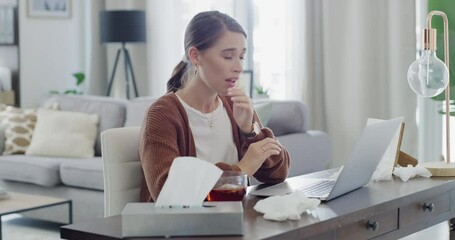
[{"xmin": 167, "ymin": 61, "xmax": 188, "ymax": 93}]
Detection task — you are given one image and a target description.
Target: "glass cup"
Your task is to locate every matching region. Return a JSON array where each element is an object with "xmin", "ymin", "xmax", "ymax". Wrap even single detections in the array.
[{"xmin": 207, "ymin": 171, "xmax": 247, "ymax": 201}]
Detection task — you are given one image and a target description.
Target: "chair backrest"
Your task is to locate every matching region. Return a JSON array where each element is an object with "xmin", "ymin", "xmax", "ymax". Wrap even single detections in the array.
[{"xmin": 101, "ymin": 127, "xmax": 142, "ymax": 217}]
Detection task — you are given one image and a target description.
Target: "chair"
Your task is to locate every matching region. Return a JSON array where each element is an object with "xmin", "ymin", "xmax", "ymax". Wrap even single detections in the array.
[{"xmin": 101, "ymin": 127, "xmax": 142, "ymax": 217}]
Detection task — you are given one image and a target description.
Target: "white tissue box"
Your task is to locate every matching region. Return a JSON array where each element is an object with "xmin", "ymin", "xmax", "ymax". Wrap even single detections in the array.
[{"xmin": 121, "ymin": 202, "xmax": 243, "ymax": 237}]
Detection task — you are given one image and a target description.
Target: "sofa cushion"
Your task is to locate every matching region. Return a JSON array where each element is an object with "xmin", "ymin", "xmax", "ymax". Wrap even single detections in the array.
[
  {"xmin": 60, "ymin": 157, "xmax": 104, "ymax": 190},
  {"xmin": 124, "ymin": 96, "xmax": 157, "ymax": 127},
  {"xmin": 0, "ymin": 107, "xmax": 36, "ymax": 155},
  {"xmin": 26, "ymin": 109, "xmax": 99, "ymax": 158},
  {"xmin": 41, "ymin": 95, "xmax": 128, "ymax": 156},
  {"xmin": 254, "ymin": 102, "xmax": 272, "ymax": 127},
  {"xmin": 0, "ymin": 155, "xmax": 64, "ymax": 187},
  {"xmin": 254, "ymin": 99, "xmax": 308, "ymax": 136}
]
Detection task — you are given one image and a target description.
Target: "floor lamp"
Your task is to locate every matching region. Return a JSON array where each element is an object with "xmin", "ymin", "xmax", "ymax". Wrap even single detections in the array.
[
  {"xmin": 100, "ymin": 10, "xmax": 146, "ymax": 99},
  {"xmin": 407, "ymin": 10, "xmax": 453, "ymax": 176}
]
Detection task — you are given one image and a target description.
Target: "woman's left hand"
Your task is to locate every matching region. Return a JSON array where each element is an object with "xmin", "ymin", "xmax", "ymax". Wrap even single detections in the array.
[{"xmin": 227, "ymin": 87, "xmax": 254, "ymax": 133}]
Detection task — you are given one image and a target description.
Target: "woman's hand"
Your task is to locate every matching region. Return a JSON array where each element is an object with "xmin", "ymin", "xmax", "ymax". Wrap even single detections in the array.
[
  {"xmin": 235, "ymin": 138, "xmax": 282, "ymax": 176},
  {"xmin": 227, "ymin": 87, "xmax": 254, "ymax": 133}
]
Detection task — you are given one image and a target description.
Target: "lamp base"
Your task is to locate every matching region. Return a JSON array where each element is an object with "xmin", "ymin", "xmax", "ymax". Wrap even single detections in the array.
[{"xmin": 420, "ymin": 162, "xmax": 455, "ymax": 177}]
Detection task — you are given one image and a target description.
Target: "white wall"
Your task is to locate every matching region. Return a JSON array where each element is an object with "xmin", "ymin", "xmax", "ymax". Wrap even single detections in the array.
[
  {"xmin": 19, "ymin": 0, "xmax": 148, "ymax": 107},
  {"xmin": 19, "ymin": 0, "xmax": 85, "ymax": 107}
]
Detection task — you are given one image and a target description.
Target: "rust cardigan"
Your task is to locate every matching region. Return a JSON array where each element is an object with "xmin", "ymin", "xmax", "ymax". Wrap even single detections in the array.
[{"xmin": 138, "ymin": 93, "xmax": 290, "ymax": 202}]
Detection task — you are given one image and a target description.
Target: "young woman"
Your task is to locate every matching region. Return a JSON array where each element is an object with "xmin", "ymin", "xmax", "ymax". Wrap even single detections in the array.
[{"xmin": 139, "ymin": 10, "xmax": 290, "ymax": 202}]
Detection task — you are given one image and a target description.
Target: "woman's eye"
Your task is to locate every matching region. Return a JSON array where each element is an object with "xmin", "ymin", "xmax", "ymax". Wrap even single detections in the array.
[{"xmin": 224, "ymin": 57, "xmax": 233, "ymax": 60}]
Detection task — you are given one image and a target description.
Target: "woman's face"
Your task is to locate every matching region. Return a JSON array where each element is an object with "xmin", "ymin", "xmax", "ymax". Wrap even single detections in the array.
[{"xmin": 197, "ymin": 31, "xmax": 246, "ymax": 95}]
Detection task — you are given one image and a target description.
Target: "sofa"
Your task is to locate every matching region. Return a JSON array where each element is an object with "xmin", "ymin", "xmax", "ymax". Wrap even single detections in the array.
[{"xmin": 0, "ymin": 95, "xmax": 331, "ymax": 223}]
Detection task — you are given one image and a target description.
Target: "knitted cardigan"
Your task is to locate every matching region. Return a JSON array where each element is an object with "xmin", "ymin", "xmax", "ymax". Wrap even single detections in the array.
[{"xmin": 139, "ymin": 93, "xmax": 290, "ymax": 202}]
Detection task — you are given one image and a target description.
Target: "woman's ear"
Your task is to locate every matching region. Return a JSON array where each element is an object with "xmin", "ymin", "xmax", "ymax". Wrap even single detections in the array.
[{"xmin": 188, "ymin": 47, "xmax": 199, "ymax": 67}]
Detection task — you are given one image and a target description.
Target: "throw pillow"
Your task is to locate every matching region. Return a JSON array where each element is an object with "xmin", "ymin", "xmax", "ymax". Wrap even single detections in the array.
[
  {"xmin": 0, "ymin": 106, "xmax": 37, "ymax": 155},
  {"xmin": 25, "ymin": 109, "xmax": 99, "ymax": 158},
  {"xmin": 254, "ymin": 102, "xmax": 273, "ymax": 127}
]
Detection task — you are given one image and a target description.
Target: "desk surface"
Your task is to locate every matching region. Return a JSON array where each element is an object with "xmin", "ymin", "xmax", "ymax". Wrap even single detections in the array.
[{"xmin": 60, "ymin": 176, "xmax": 455, "ymax": 240}]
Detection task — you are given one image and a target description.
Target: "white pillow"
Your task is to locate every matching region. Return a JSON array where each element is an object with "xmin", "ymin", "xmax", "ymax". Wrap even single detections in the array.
[{"xmin": 26, "ymin": 109, "xmax": 99, "ymax": 158}]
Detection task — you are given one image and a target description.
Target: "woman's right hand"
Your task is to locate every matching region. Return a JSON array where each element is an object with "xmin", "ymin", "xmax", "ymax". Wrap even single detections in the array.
[{"xmin": 235, "ymin": 137, "xmax": 282, "ymax": 176}]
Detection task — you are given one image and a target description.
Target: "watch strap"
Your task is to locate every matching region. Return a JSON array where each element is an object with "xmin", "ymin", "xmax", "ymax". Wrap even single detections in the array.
[{"xmin": 244, "ymin": 121, "xmax": 260, "ymax": 138}]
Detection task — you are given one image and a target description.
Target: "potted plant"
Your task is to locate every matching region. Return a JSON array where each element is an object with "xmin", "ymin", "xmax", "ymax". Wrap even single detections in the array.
[
  {"xmin": 50, "ymin": 72, "xmax": 85, "ymax": 95},
  {"xmin": 254, "ymin": 85, "xmax": 269, "ymax": 99}
]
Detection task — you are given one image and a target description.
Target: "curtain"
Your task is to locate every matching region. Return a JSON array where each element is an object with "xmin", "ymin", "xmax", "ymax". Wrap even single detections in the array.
[
  {"xmin": 301, "ymin": 0, "xmax": 418, "ymax": 167},
  {"xmin": 83, "ymin": 0, "xmax": 107, "ymax": 96}
]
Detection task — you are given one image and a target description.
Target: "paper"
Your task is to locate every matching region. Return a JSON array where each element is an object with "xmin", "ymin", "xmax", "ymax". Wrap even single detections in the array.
[
  {"xmin": 393, "ymin": 164, "xmax": 432, "ymax": 182},
  {"xmin": 155, "ymin": 157, "xmax": 223, "ymax": 208},
  {"xmin": 368, "ymin": 117, "xmax": 404, "ymax": 181},
  {"xmin": 254, "ymin": 191, "xmax": 320, "ymax": 221}
]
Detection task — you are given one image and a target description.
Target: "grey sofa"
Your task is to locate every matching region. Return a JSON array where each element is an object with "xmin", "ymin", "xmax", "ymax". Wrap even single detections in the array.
[{"xmin": 0, "ymin": 95, "xmax": 331, "ymax": 223}]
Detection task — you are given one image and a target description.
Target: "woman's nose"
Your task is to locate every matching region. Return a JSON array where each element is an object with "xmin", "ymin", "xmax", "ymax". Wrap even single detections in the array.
[{"xmin": 233, "ymin": 59, "xmax": 243, "ymax": 73}]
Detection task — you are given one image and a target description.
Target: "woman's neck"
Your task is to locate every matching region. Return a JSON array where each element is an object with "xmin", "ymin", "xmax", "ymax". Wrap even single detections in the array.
[{"xmin": 177, "ymin": 88, "xmax": 218, "ymax": 113}]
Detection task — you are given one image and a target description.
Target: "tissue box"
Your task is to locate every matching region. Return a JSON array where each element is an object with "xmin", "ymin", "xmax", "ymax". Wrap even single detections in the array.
[{"xmin": 121, "ymin": 202, "xmax": 243, "ymax": 237}]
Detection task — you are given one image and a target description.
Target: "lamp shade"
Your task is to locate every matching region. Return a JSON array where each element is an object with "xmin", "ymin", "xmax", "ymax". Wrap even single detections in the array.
[{"xmin": 100, "ymin": 10, "xmax": 146, "ymax": 43}]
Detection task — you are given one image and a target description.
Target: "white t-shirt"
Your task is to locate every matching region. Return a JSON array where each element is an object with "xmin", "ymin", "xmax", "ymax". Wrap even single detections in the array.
[{"xmin": 176, "ymin": 96, "xmax": 238, "ymax": 165}]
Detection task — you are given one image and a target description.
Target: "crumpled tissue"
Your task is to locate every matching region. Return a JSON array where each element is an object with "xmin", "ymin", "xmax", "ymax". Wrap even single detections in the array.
[
  {"xmin": 392, "ymin": 164, "xmax": 432, "ymax": 182},
  {"xmin": 253, "ymin": 192, "xmax": 320, "ymax": 221}
]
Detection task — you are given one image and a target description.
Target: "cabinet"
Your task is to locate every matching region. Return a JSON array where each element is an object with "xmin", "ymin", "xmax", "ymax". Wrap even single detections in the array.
[{"xmin": 337, "ymin": 209, "xmax": 398, "ymax": 239}]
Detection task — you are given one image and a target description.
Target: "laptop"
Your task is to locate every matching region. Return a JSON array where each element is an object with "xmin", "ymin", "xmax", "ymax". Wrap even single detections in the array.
[{"xmin": 249, "ymin": 117, "xmax": 403, "ymax": 201}]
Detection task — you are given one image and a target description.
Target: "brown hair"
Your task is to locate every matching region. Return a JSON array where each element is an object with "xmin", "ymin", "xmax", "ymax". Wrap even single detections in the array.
[{"xmin": 167, "ymin": 11, "xmax": 247, "ymax": 93}]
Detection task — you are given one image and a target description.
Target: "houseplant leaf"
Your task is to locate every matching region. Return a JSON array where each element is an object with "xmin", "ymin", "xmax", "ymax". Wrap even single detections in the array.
[{"xmin": 73, "ymin": 72, "xmax": 85, "ymax": 86}]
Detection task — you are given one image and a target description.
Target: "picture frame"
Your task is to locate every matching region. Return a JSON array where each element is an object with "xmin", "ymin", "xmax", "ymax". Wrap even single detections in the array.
[
  {"xmin": 238, "ymin": 70, "xmax": 253, "ymax": 98},
  {"xmin": 0, "ymin": 6, "xmax": 17, "ymax": 45},
  {"xmin": 27, "ymin": 0, "xmax": 71, "ymax": 18}
]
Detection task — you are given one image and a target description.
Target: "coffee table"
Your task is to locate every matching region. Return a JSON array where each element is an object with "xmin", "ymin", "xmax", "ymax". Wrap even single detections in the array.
[{"xmin": 0, "ymin": 192, "xmax": 72, "ymax": 240}]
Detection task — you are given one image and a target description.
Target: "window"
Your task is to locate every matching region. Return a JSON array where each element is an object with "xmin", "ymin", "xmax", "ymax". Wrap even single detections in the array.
[{"xmin": 251, "ymin": 0, "xmax": 286, "ymax": 99}]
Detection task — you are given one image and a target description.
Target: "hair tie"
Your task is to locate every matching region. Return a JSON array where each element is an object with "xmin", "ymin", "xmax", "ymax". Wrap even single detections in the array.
[{"xmin": 182, "ymin": 54, "xmax": 189, "ymax": 63}]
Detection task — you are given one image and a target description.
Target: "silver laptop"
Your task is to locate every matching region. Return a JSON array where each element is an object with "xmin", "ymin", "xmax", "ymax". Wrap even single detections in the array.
[{"xmin": 250, "ymin": 117, "xmax": 402, "ymax": 201}]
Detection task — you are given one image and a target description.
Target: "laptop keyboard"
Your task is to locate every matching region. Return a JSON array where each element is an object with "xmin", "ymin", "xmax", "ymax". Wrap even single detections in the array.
[{"xmin": 297, "ymin": 180, "xmax": 336, "ymax": 197}]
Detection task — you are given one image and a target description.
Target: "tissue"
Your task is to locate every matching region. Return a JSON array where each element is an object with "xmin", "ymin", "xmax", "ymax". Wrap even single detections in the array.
[
  {"xmin": 155, "ymin": 156, "xmax": 222, "ymax": 207},
  {"xmin": 392, "ymin": 164, "xmax": 432, "ymax": 182},
  {"xmin": 254, "ymin": 192, "xmax": 320, "ymax": 221}
]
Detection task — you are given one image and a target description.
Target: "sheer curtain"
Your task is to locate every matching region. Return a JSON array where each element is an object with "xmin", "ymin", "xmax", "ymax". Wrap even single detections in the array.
[
  {"xmin": 298, "ymin": 0, "xmax": 418, "ymax": 168},
  {"xmin": 83, "ymin": 0, "xmax": 107, "ymax": 95}
]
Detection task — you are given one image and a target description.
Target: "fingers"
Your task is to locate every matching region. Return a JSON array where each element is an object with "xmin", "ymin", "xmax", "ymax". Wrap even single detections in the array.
[
  {"xmin": 228, "ymin": 87, "xmax": 252, "ymax": 106},
  {"xmin": 261, "ymin": 142, "xmax": 281, "ymax": 154},
  {"xmin": 239, "ymin": 138, "xmax": 283, "ymax": 175},
  {"xmin": 259, "ymin": 139, "xmax": 282, "ymax": 156},
  {"xmin": 227, "ymin": 87, "xmax": 248, "ymax": 98},
  {"xmin": 252, "ymin": 138, "xmax": 281, "ymax": 158}
]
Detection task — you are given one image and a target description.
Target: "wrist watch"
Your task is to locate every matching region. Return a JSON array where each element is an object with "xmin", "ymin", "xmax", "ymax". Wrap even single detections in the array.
[{"xmin": 244, "ymin": 121, "xmax": 261, "ymax": 138}]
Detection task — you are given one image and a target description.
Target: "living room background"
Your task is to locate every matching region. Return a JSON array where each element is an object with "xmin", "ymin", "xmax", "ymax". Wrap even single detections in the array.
[{"xmin": 0, "ymin": 0, "xmax": 443, "ymax": 170}]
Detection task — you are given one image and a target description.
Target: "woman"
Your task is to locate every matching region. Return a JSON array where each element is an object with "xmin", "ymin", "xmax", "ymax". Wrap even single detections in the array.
[{"xmin": 139, "ymin": 10, "xmax": 290, "ymax": 202}]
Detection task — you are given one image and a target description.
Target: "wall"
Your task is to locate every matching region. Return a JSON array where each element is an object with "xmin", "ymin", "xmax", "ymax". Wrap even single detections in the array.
[
  {"xmin": 19, "ymin": 0, "xmax": 148, "ymax": 107},
  {"xmin": 19, "ymin": 0, "xmax": 85, "ymax": 107}
]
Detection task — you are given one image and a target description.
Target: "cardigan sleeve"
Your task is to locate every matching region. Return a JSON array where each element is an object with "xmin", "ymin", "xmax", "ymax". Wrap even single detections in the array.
[
  {"xmin": 139, "ymin": 99, "xmax": 185, "ymax": 202},
  {"xmin": 241, "ymin": 113, "xmax": 290, "ymax": 184}
]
